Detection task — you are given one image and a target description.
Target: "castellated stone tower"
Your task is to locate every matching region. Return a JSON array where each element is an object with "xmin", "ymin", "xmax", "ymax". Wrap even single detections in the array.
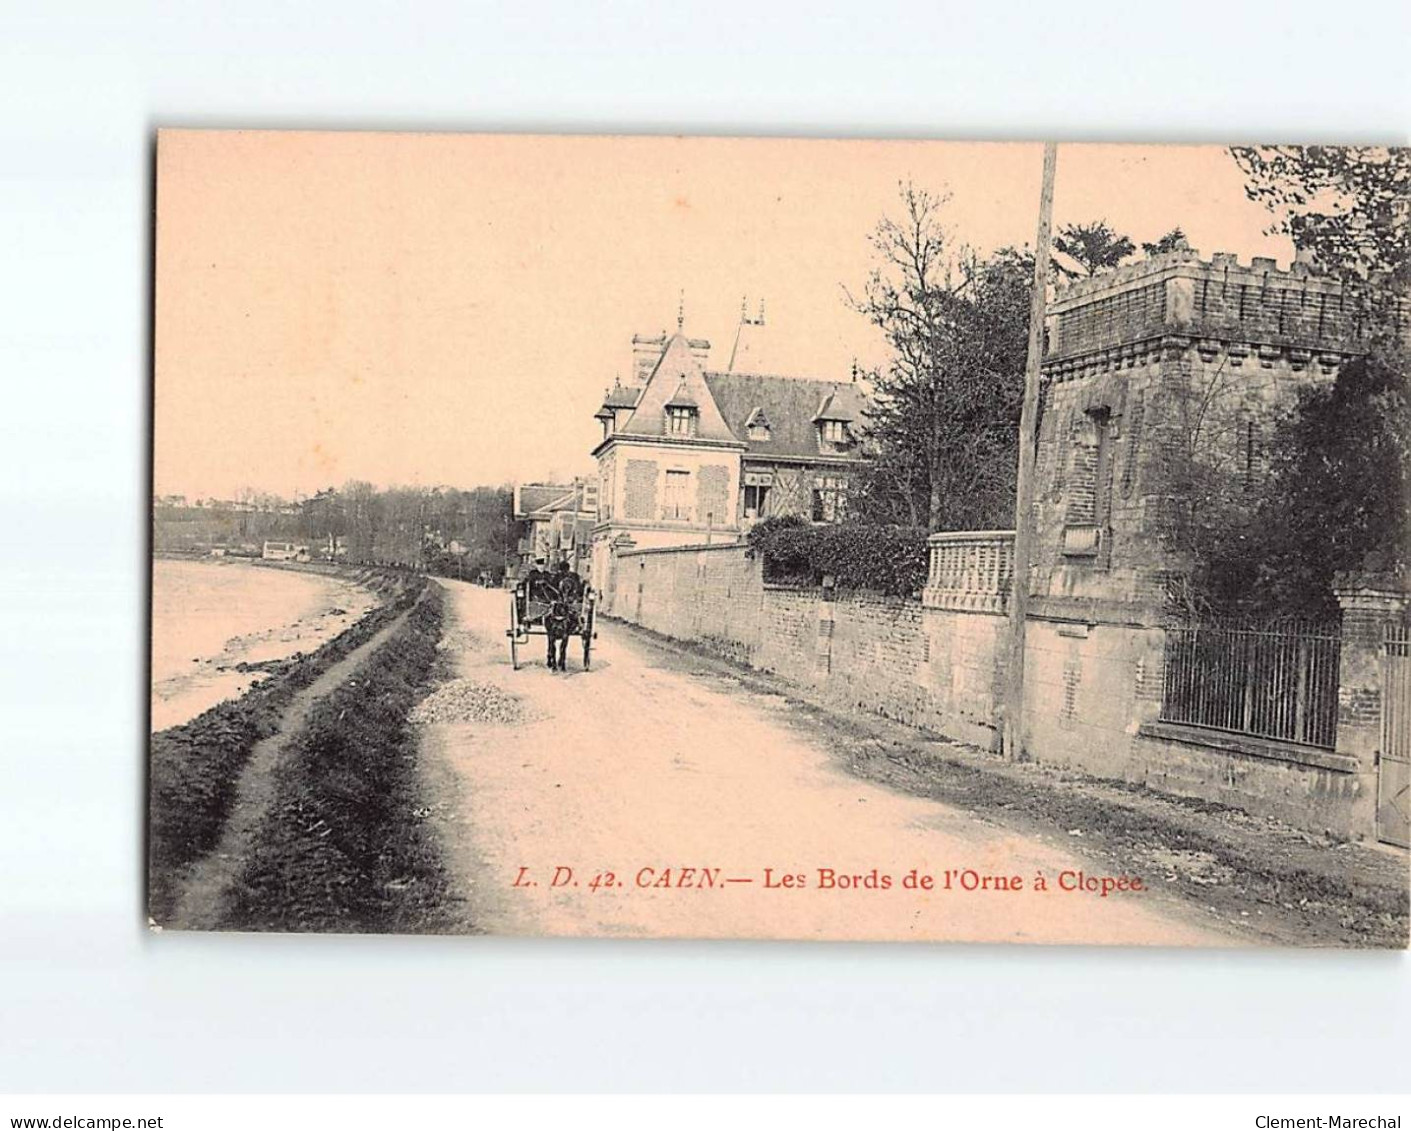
[{"xmin": 1031, "ymin": 248, "xmax": 1368, "ymax": 620}]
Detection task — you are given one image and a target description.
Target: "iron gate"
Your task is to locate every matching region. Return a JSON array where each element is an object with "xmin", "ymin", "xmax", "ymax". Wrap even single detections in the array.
[{"xmin": 1379, "ymin": 624, "xmax": 1411, "ymax": 848}]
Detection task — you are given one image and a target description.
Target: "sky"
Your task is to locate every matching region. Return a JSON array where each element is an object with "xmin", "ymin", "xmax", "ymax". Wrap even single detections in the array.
[{"xmin": 153, "ymin": 133, "xmax": 1294, "ymax": 500}]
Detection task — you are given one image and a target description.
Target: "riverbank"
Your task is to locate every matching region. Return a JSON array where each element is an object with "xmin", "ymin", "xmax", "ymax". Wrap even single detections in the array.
[
  {"xmin": 217, "ymin": 585, "xmax": 452, "ymax": 933},
  {"xmin": 148, "ymin": 574, "xmax": 427, "ymax": 924},
  {"xmin": 151, "ymin": 557, "xmax": 382, "ymax": 731}
]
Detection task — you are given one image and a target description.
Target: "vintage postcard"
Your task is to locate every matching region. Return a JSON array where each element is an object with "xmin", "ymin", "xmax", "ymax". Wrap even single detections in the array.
[{"xmin": 150, "ymin": 131, "xmax": 1409, "ymax": 947}]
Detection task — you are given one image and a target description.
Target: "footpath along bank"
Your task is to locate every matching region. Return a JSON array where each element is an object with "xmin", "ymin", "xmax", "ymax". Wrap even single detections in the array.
[{"xmin": 148, "ymin": 569, "xmax": 462, "ymax": 933}]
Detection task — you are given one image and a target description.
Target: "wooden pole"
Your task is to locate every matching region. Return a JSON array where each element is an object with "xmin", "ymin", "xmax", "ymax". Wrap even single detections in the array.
[{"xmin": 1004, "ymin": 141, "xmax": 1058, "ymax": 761}]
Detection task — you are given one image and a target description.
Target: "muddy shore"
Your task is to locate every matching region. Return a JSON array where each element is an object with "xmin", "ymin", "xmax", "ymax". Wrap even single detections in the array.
[{"xmin": 150, "ymin": 558, "xmax": 379, "ymax": 731}]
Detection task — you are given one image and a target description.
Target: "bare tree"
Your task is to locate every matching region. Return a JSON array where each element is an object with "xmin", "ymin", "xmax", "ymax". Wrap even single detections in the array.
[{"xmin": 847, "ymin": 182, "xmax": 1030, "ymax": 531}]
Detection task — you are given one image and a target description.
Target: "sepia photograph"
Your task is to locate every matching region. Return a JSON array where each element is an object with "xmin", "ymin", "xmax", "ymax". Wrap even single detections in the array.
[
  {"xmin": 149, "ymin": 131, "xmax": 1409, "ymax": 949},
  {"xmin": 8, "ymin": 0, "xmax": 1411, "ymax": 1113}
]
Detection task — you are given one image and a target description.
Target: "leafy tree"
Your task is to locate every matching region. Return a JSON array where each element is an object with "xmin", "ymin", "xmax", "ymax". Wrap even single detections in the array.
[
  {"xmin": 1141, "ymin": 226, "xmax": 1189, "ymax": 255},
  {"xmin": 1230, "ymin": 146, "xmax": 1410, "ymax": 328},
  {"xmin": 434, "ymin": 484, "xmax": 518, "ymax": 579},
  {"xmin": 1176, "ymin": 148, "xmax": 1411, "ymax": 617},
  {"xmin": 1052, "ymin": 220, "xmax": 1136, "ymax": 278},
  {"xmin": 1188, "ymin": 355, "xmax": 1408, "ymax": 620},
  {"xmin": 848, "ymin": 183, "xmax": 1031, "ymax": 531}
]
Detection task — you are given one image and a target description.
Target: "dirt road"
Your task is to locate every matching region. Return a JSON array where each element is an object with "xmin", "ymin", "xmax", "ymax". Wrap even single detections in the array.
[{"xmin": 417, "ymin": 580, "xmax": 1242, "ymax": 946}]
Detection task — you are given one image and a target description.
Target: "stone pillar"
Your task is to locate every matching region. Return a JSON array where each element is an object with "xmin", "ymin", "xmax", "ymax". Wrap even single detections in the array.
[
  {"xmin": 1129, "ymin": 624, "xmax": 1169, "ymax": 731},
  {"xmin": 606, "ymin": 534, "xmax": 635, "ymax": 616},
  {"xmin": 1333, "ymin": 570, "xmax": 1410, "ymax": 838},
  {"xmin": 816, "ymin": 574, "xmax": 836, "ymax": 678}
]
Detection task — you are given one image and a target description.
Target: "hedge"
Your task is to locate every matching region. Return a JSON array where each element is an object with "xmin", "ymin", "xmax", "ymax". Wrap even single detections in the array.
[{"xmin": 747, "ymin": 515, "xmax": 929, "ymax": 597}]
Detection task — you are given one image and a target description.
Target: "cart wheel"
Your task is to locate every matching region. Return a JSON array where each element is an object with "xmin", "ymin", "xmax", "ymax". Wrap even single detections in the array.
[
  {"xmin": 508, "ymin": 595, "xmax": 521, "ymax": 671},
  {"xmin": 582, "ymin": 603, "xmax": 595, "ymax": 670}
]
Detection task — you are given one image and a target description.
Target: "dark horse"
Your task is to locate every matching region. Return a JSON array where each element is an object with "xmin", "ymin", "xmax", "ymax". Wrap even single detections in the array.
[{"xmin": 543, "ymin": 594, "xmax": 580, "ymax": 672}]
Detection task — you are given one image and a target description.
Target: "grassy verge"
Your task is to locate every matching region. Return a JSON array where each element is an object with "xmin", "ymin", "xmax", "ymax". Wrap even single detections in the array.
[
  {"xmin": 219, "ymin": 585, "xmax": 452, "ymax": 933},
  {"xmin": 147, "ymin": 574, "xmax": 425, "ymax": 922}
]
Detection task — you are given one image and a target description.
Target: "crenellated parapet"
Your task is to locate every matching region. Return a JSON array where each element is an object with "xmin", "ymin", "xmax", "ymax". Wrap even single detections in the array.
[{"xmin": 1042, "ymin": 249, "xmax": 1380, "ymax": 384}]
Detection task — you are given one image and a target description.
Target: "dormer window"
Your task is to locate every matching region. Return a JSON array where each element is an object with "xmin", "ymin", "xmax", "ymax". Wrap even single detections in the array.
[
  {"xmin": 666, "ymin": 406, "xmax": 698, "ymax": 437},
  {"xmin": 745, "ymin": 407, "xmax": 772, "ymax": 443},
  {"xmin": 819, "ymin": 419, "xmax": 851, "ymax": 449},
  {"xmin": 665, "ymin": 381, "xmax": 699, "ymax": 438}
]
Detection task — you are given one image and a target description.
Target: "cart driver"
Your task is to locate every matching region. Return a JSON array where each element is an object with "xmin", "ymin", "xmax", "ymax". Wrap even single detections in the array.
[
  {"xmin": 553, "ymin": 559, "xmax": 584, "ymax": 604},
  {"xmin": 521, "ymin": 556, "xmax": 551, "ymax": 618}
]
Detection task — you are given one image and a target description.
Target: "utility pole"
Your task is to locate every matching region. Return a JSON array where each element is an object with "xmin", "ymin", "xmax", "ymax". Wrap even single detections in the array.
[{"xmin": 1004, "ymin": 141, "xmax": 1058, "ymax": 762}]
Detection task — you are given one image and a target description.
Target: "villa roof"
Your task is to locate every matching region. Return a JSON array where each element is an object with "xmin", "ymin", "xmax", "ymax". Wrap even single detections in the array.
[
  {"xmin": 615, "ymin": 332, "xmax": 737, "ymax": 442},
  {"xmin": 703, "ymin": 372, "xmax": 868, "ymax": 460},
  {"xmin": 814, "ymin": 388, "xmax": 862, "ymax": 422},
  {"xmin": 600, "ymin": 384, "xmax": 642, "ymax": 409},
  {"xmin": 596, "ymin": 323, "xmax": 869, "ymax": 461}
]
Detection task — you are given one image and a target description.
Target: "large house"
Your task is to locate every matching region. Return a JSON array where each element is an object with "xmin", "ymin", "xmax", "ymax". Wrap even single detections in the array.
[{"xmin": 589, "ymin": 309, "xmax": 868, "ymax": 590}]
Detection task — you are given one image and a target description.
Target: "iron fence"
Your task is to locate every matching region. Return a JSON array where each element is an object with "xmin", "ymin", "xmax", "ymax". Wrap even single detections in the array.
[
  {"xmin": 1386, "ymin": 624, "xmax": 1411, "ymax": 763},
  {"xmin": 1160, "ymin": 621, "xmax": 1341, "ymax": 750}
]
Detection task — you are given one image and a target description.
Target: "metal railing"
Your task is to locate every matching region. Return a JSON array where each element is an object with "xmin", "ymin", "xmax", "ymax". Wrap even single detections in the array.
[{"xmin": 1160, "ymin": 621, "xmax": 1341, "ymax": 750}]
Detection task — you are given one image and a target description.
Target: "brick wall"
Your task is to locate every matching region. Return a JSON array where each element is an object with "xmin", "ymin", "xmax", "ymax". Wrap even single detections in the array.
[
  {"xmin": 624, "ymin": 459, "xmax": 658, "ymax": 520},
  {"xmin": 697, "ymin": 464, "xmax": 731, "ymax": 528}
]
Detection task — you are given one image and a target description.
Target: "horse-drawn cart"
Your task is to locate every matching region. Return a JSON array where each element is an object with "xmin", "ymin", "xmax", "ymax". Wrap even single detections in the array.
[{"xmin": 506, "ymin": 577, "xmax": 597, "ymax": 671}]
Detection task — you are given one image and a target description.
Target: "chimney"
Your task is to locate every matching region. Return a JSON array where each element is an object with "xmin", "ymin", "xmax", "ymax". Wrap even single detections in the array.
[{"xmin": 630, "ymin": 332, "xmax": 667, "ymax": 385}]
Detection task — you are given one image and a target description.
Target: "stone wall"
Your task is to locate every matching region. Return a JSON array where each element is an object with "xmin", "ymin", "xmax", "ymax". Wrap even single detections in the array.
[
  {"xmin": 611, "ymin": 542, "xmax": 1008, "ymax": 749},
  {"xmin": 606, "ymin": 540, "xmax": 1389, "ymax": 840}
]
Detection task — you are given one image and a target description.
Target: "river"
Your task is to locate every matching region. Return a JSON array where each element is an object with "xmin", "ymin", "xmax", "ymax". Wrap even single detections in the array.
[{"xmin": 150, "ymin": 558, "xmax": 377, "ymax": 732}]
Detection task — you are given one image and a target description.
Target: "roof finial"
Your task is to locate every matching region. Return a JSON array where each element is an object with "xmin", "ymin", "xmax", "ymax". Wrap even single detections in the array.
[
  {"xmin": 677, "ymin": 289, "xmax": 685, "ymax": 332},
  {"xmin": 757, "ymin": 297, "xmax": 765, "ymax": 326},
  {"xmin": 740, "ymin": 294, "xmax": 748, "ymax": 322}
]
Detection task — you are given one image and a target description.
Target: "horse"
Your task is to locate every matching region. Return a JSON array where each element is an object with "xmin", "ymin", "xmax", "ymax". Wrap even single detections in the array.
[{"xmin": 543, "ymin": 593, "xmax": 580, "ymax": 672}]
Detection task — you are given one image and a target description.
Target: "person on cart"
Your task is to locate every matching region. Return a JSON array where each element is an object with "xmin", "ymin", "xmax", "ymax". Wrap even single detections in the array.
[
  {"xmin": 553, "ymin": 559, "xmax": 585, "ymax": 605},
  {"xmin": 520, "ymin": 556, "xmax": 551, "ymax": 623}
]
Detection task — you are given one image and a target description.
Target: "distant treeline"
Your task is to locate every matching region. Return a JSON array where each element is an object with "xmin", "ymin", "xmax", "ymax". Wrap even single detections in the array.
[{"xmin": 154, "ymin": 482, "xmax": 522, "ymax": 578}]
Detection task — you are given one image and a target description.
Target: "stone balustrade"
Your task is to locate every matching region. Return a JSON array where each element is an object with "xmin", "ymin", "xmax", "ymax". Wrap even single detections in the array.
[{"xmin": 923, "ymin": 530, "xmax": 1015, "ymax": 614}]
